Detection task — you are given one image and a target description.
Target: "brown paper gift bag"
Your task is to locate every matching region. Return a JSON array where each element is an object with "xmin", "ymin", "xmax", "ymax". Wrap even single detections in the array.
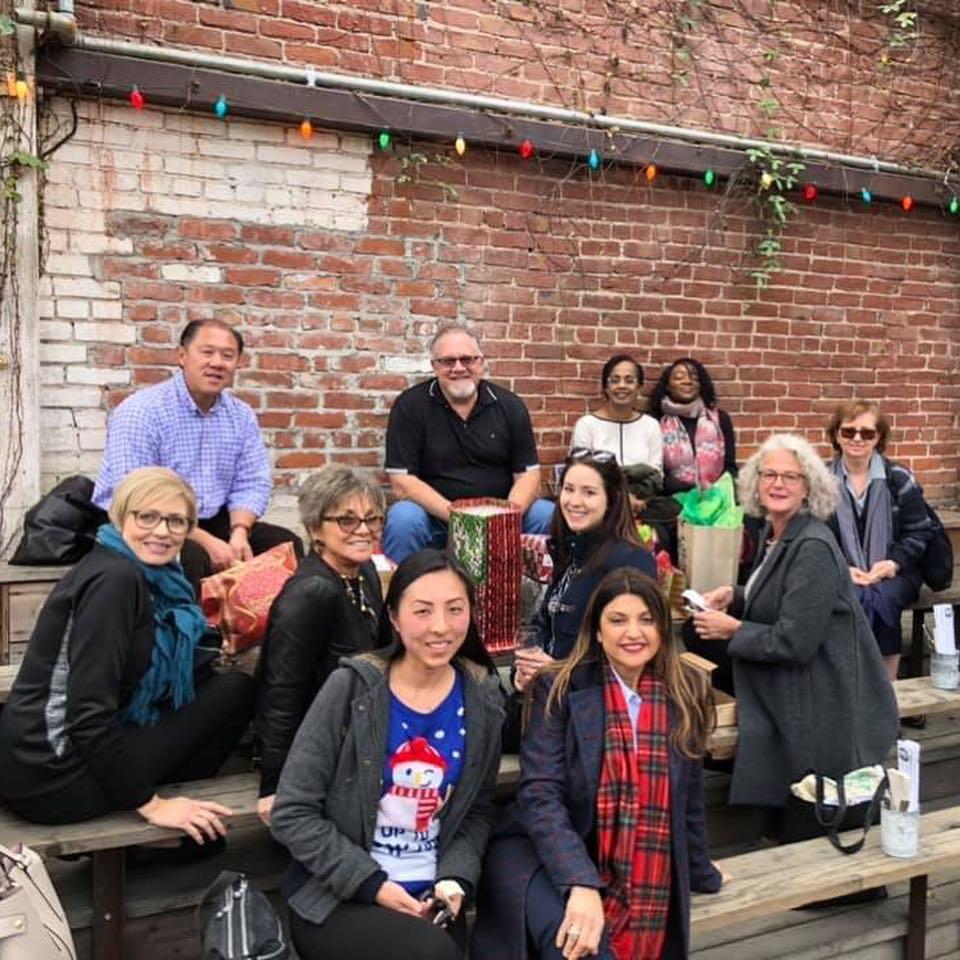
[{"xmin": 677, "ymin": 519, "xmax": 742, "ymax": 594}]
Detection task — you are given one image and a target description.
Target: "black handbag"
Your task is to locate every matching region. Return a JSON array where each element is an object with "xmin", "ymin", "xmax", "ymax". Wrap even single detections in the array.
[
  {"xmin": 10, "ymin": 476, "xmax": 108, "ymax": 566},
  {"xmin": 918, "ymin": 502, "xmax": 953, "ymax": 592},
  {"xmin": 781, "ymin": 769, "xmax": 887, "ymax": 855},
  {"xmin": 199, "ymin": 871, "xmax": 289, "ymax": 960}
]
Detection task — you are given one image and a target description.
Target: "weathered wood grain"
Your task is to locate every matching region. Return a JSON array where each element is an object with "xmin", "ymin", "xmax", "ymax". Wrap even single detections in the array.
[{"xmin": 691, "ymin": 806, "xmax": 960, "ymax": 932}]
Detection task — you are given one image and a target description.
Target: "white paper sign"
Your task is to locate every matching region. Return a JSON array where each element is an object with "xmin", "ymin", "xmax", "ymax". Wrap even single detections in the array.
[
  {"xmin": 896, "ymin": 739, "xmax": 921, "ymax": 813},
  {"xmin": 933, "ymin": 603, "xmax": 955, "ymax": 655}
]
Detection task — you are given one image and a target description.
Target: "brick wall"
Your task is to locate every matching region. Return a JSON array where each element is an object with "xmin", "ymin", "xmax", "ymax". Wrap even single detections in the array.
[
  {"xmin": 34, "ymin": 2, "xmax": 960, "ymax": 515},
  {"xmin": 72, "ymin": 0, "xmax": 960, "ymax": 166}
]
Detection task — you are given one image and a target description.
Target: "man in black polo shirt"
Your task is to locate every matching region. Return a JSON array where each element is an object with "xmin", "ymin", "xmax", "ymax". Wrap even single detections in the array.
[{"xmin": 382, "ymin": 324, "xmax": 554, "ymax": 562}]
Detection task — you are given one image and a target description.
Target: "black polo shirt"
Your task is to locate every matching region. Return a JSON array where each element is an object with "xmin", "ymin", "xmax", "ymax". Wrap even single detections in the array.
[{"xmin": 385, "ymin": 379, "xmax": 540, "ymax": 502}]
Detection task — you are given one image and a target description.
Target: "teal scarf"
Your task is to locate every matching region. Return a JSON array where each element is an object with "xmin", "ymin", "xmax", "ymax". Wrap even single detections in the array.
[{"xmin": 96, "ymin": 523, "xmax": 205, "ymax": 726}]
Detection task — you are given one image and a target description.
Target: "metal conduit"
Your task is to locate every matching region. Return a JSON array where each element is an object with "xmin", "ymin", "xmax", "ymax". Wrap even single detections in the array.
[{"xmin": 14, "ymin": 6, "xmax": 946, "ymax": 182}]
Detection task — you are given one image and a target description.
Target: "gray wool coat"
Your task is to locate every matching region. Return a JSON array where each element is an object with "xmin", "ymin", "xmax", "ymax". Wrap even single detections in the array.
[
  {"xmin": 270, "ymin": 652, "xmax": 505, "ymax": 925},
  {"xmin": 727, "ymin": 511, "xmax": 899, "ymax": 807}
]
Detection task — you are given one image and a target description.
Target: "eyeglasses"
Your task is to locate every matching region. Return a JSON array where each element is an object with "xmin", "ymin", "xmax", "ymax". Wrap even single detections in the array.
[
  {"xmin": 130, "ymin": 510, "xmax": 192, "ymax": 535},
  {"xmin": 569, "ymin": 447, "xmax": 617, "ymax": 465},
  {"xmin": 838, "ymin": 426, "xmax": 878, "ymax": 442},
  {"xmin": 432, "ymin": 355, "xmax": 482, "ymax": 371},
  {"xmin": 758, "ymin": 470, "xmax": 806, "ymax": 487},
  {"xmin": 323, "ymin": 514, "xmax": 385, "ymax": 535}
]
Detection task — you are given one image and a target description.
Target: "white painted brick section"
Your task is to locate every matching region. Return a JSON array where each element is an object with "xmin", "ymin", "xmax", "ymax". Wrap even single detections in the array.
[
  {"xmin": 40, "ymin": 97, "xmax": 373, "ymax": 493},
  {"xmin": 161, "ymin": 264, "xmax": 222, "ymax": 283}
]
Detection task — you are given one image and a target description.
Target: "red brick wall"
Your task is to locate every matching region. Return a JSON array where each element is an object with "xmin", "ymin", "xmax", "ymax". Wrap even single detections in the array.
[{"xmin": 50, "ymin": 2, "xmax": 960, "ymax": 504}]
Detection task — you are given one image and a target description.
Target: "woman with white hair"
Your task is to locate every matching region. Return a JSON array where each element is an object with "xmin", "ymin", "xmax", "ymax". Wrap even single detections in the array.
[{"xmin": 688, "ymin": 433, "xmax": 897, "ymax": 830}]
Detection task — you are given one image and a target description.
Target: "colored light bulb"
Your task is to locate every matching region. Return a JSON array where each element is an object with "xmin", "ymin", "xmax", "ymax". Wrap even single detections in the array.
[
  {"xmin": 588, "ymin": 148, "xmax": 600, "ymax": 171},
  {"xmin": 519, "ymin": 139, "xmax": 535, "ymax": 160},
  {"xmin": 861, "ymin": 187, "xmax": 872, "ymax": 205},
  {"xmin": 130, "ymin": 87, "xmax": 145, "ymax": 110},
  {"xmin": 378, "ymin": 129, "xmax": 391, "ymax": 150},
  {"xmin": 950, "ymin": 196, "xmax": 959, "ymax": 215},
  {"xmin": 14, "ymin": 78, "xmax": 28, "ymax": 100},
  {"xmin": 760, "ymin": 171, "xmax": 774, "ymax": 189},
  {"xmin": 802, "ymin": 183, "xmax": 818, "ymax": 202},
  {"xmin": 704, "ymin": 168, "xmax": 716, "ymax": 187},
  {"xmin": 645, "ymin": 164, "xmax": 658, "ymax": 182},
  {"xmin": 455, "ymin": 135, "xmax": 466, "ymax": 156},
  {"xmin": 214, "ymin": 94, "xmax": 228, "ymax": 118},
  {"xmin": 299, "ymin": 118, "xmax": 313, "ymax": 140},
  {"xmin": 902, "ymin": 195, "xmax": 914, "ymax": 212}
]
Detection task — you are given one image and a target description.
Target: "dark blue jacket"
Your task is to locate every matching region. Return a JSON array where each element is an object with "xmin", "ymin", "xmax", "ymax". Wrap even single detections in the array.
[
  {"xmin": 530, "ymin": 534, "xmax": 657, "ymax": 660},
  {"xmin": 472, "ymin": 658, "xmax": 722, "ymax": 960}
]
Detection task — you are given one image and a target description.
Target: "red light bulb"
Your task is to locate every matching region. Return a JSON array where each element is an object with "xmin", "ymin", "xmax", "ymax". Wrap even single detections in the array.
[
  {"xmin": 130, "ymin": 87, "xmax": 145, "ymax": 110},
  {"xmin": 802, "ymin": 183, "xmax": 818, "ymax": 202},
  {"xmin": 901, "ymin": 195, "xmax": 914, "ymax": 211},
  {"xmin": 519, "ymin": 139, "xmax": 535, "ymax": 160},
  {"xmin": 645, "ymin": 164, "xmax": 658, "ymax": 182}
]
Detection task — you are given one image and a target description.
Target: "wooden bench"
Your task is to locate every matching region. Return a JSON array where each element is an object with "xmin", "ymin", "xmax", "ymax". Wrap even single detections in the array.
[
  {"xmin": 906, "ymin": 581, "xmax": 960, "ymax": 680},
  {"xmin": 0, "ymin": 664, "xmax": 16, "ymax": 703},
  {"xmin": 691, "ymin": 804, "xmax": 960, "ymax": 960},
  {"xmin": 707, "ymin": 676, "xmax": 960, "ymax": 760},
  {"xmin": 0, "ymin": 562, "xmax": 71, "ymax": 665},
  {"xmin": 0, "ymin": 773, "xmax": 260, "ymax": 960}
]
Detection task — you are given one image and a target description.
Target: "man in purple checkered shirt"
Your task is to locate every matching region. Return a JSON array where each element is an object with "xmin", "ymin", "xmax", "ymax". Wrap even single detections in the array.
[{"xmin": 93, "ymin": 319, "xmax": 301, "ymax": 589}]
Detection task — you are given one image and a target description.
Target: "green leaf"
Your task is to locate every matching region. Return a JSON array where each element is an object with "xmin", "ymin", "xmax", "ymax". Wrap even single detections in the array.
[{"xmin": 0, "ymin": 15, "xmax": 14, "ymax": 36}]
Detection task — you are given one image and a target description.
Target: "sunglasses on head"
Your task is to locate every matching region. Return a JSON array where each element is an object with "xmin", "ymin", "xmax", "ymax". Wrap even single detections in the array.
[
  {"xmin": 838, "ymin": 426, "xmax": 878, "ymax": 441},
  {"xmin": 568, "ymin": 447, "xmax": 617, "ymax": 465}
]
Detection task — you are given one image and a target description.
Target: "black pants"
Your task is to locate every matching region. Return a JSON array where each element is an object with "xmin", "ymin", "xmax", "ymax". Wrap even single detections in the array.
[
  {"xmin": 290, "ymin": 902, "xmax": 466, "ymax": 960},
  {"xmin": 180, "ymin": 506, "xmax": 303, "ymax": 596},
  {"xmin": 7, "ymin": 671, "xmax": 255, "ymax": 824}
]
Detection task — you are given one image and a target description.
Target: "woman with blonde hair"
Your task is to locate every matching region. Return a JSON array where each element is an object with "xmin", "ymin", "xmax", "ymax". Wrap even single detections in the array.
[
  {"xmin": 689, "ymin": 434, "xmax": 898, "ymax": 831},
  {"xmin": 473, "ymin": 568, "xmax": 722, "ymax": 960},
  {"xmin": 0, "ymin": 467, "xmax": 254, "ymax": 842}
]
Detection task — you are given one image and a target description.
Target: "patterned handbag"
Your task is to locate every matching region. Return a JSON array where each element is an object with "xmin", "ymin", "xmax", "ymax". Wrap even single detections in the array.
[
  {"xmin": 449, "ymin": 498, "xmax": 522, "ymax": 654},
  {"xmin": 200, "ymin": 542, "xmax": 298, "ymax": 654}
]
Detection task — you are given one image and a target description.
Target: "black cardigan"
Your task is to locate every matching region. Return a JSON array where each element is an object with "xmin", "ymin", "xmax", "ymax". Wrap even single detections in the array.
[
  {"xmin": 255, "ymin": 553, "xmax": 382, "ymax": 796},
  {"xmin": 0, "ymin": 545, "xmax": 159, "ymax": 808}
]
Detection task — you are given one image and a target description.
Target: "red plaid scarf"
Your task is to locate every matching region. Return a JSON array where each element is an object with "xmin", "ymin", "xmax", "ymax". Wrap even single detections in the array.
[{"xmin": 596, "ymin": 661, "xmax": 672, "ymax": 959}]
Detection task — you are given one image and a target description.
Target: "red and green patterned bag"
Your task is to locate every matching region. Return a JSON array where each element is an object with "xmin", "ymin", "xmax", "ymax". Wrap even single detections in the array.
[{"xmin": 449, "ymin": 498, "xmax": 522, "ymax": 654}]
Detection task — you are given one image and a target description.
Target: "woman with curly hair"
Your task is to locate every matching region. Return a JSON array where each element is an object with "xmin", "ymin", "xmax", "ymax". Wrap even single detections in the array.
[
  {"xmin": 688, "ymin": 434, "xmax": 898, "ymax": 826},
  {"xmin": 648, "ymin": 358, "xmax": 737, "ymax": 494}
]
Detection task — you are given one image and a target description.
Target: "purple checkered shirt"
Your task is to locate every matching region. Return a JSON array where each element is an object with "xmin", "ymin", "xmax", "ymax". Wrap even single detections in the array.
[{"xmin": 93, "ymin": 370, "xmax": 272, "ymax": 519}]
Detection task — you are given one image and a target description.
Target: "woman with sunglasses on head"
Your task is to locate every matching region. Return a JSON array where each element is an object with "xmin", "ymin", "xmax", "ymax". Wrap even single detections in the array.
[
  {"xmin": 514, "ymin": 451, "xmax": 656, "ymax": 695},
  {"xmin": 648, "ymin": 358, "xmax": 737, "ymax": 495},
  {"xmin": 0, "ymin": 467, "xmax": 254, "ymax": 841},
  {"xmin": 571, "ymin": 355, "xmax": 663, "ymax": 516},
  {"xmin": 270, "ymin": 549, "xmax": 503, "ymax": 960},
  {"xmin": 687, "ymin": 435, "xmax": 897, "ymax": 833},
  {"xmin": 256, "ymin": 464, "xmax": 386, "ymax": 826},
  {"xmin": 473, "ymin": 568, "xmax": 722, "ymax": 960},
  {"xmin": 824, "ymin": 401, "xmax": 934, "ymax": 681}
]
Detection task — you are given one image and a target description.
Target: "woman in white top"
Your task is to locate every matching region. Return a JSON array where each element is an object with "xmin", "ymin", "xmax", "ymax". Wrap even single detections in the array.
[{"xmin": 571, "ymin": 355, "xmax": 663, "ymax": 515}]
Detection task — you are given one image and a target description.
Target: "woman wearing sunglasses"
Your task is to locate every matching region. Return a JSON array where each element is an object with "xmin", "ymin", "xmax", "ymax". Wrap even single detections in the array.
[
  {"xmin": 688, "ymin": 435, "xmax": 897, "ymax": 834},
  {"xmin": 825, "ymin": 401, "xmax": 935, "ymax": 680},
  {"xmin": 256, "ymin": 464, "xmax": 387, "ymax": 825},
  {"xmin": 0, "ymin": 467, "xmax": 254, "ymax": 840},
  {"xmin": 514, "ymin": 451, "xmax": 655, "ymax": 695}
]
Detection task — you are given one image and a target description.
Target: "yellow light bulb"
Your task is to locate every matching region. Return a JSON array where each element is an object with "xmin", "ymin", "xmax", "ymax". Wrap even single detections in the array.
[
  {"xmin": 760, "ymin": 172, "xmax": 774, "ymax": 189},
  {"xmin": 455, "ymin": 136, "xmax": 466, "ymax": 156},
  {"xmin": 14, "ymin": 79, "xmax": 29, "ymax": 100}
]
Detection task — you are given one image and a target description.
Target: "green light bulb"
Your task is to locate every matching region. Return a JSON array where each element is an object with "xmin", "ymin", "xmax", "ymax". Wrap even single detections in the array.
[
  {"xmin": 704, "ymin": 169, "xmax": 716, "ymax": 187},
  {"xmin": 378, "ymin": 130, "xmax": 391, "ymax": 150}
]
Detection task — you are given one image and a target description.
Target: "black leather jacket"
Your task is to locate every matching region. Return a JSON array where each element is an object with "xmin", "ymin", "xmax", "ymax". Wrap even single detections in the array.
[{"xmin": 255, "ymin": 553, "xmax": 382, "ymax": 795}]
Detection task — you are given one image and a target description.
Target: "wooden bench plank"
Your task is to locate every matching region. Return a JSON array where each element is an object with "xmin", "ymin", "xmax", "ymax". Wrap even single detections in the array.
[
  {"xmin": 0, "ymin": 563, "xmax": 73, "ymax": 584},
  {"xmin": 691, "ymin": 805, "xmax": 960, "ymax": 932},
  {"xmin": 0, "ymin": 664, "xmax": 17, "ymax": 703}
]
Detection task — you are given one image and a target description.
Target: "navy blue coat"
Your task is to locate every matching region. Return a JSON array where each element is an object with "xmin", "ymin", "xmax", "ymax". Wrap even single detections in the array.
[
  {"xmin": 472, "ymin": 658, "xmax": 722, "ymax": 960},
  {"xmin": 530, "ymin": 535, "xmax": 657, "ymax": 661}
]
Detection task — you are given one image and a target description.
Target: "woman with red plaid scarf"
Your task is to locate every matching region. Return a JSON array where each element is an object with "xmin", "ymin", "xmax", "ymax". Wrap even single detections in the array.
[{"xmin": 472, "ymin": 568, "xmax": 723, "ymax": 959}]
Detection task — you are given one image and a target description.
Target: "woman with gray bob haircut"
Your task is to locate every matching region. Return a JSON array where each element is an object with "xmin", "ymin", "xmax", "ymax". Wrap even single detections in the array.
[
  {"xmin": 255, "ymin": 464, "xmax": 387, "ymax": 826},
  {"xmin": 686, "ymin": 433, "xmax": 897, "ymax": 837}
]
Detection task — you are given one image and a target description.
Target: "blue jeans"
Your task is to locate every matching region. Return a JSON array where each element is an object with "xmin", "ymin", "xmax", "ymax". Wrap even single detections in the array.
[{"xmin": 382, "ymin": 498, "xmax": 554, "ymax": 564}]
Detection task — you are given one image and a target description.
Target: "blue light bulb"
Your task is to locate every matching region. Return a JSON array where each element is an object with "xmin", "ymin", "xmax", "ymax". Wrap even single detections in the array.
[
  {"xmin": 860, "ymin": 187, "xmax": 872, "ymax": 205},
  {"xmin": 214, "ymin": 95, "xmax": 228, "ymax": 119},
  {"xmin": 588, "ymin": 149, "xmax": 600, "ymax": 171}
]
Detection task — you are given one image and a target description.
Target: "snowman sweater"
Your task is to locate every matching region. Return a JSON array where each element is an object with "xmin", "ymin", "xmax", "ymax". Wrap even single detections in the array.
[{"xmin": 369, "ymin": 671, "xmax": 465, "ymax": 895}]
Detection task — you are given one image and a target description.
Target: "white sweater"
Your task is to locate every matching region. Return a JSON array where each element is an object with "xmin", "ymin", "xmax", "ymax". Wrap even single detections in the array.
[{"xmin": 570, "ymin": 413, "xmax": 663, "ymax": 472}]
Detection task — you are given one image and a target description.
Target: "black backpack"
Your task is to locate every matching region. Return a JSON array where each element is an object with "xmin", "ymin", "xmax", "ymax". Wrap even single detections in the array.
[
  {"xmin": 199, "ymin": 871, "xmax": 289, "ymax": 960},
  {"xmin": 919, "ymin": 502, "xmax": 954, "ymax": 592}
]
